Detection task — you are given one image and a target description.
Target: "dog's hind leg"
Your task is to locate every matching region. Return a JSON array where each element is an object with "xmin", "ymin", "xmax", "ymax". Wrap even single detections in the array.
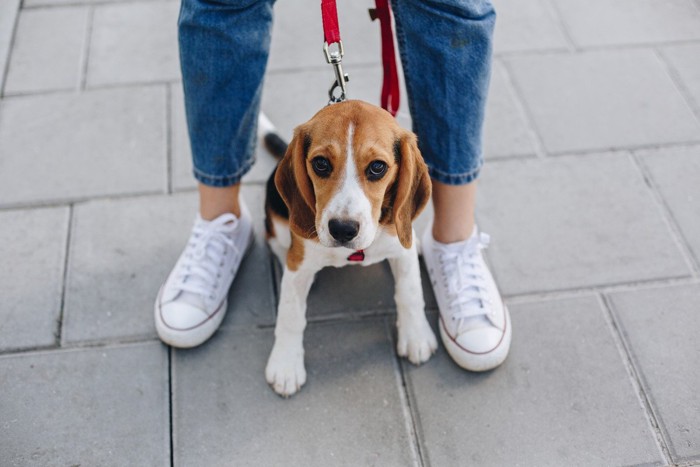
[{"xmin": 388, "ymin": 239, "xmax": 438, "ymax": 365}]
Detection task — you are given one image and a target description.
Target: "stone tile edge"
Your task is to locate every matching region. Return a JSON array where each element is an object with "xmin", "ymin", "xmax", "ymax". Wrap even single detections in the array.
[
  {"xmin": 0, "ymin": 338, "xmax": 166, "ymax": 360},
  {"xmin": 599, "ymin": 293, "xmax": 675, "ymax": 465}
]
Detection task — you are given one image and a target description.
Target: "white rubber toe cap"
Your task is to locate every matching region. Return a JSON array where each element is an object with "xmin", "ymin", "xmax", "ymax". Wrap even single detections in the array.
[
  {"xmin": 154, "ymin": 288, "xmax": 227, "ymax": 349},
  {"xmin": 159, "ymin": 301, "xmax": 210, "ymax": 331},
  {"xmin": 453, "ymin": 326, "xmax": 505, "ymax": 354}
]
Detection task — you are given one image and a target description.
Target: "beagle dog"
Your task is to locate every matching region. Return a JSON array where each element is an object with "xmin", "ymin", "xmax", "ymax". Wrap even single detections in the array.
[{"xmin": 264, "ymin": 100, "xmax": 437, "ymax": 397}]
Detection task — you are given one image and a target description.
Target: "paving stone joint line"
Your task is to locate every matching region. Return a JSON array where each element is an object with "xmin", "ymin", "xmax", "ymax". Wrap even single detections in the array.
[
  {"xmin": 630, "ymin": 152, "xmax": 700, "ymax": 276},
  {"xmin": 0, "ymin": 0, "xmax": 21, "ymax": 97},
  {"xmin": 56, "ymin": 205, "xmax": 74, "ymax": 347},
  {"xmin": 598, "ymin": 294, "xmax": 673, "ymax": 465},
  {"xmin": 384, "ymin": 319, "xmax": 425, "ymax": 467},
  {"xmin": 654, "ymin": 47, "xmax": 700, "ymax": 121},
  {"xmin": 78, "ymin": 4, "xmax": 94, "ymax": 91}
]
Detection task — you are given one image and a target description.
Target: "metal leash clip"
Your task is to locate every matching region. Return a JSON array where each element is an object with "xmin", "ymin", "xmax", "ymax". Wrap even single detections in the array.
[{"xmin": 323, "ymin": 41, "xmax": 349, "ymax": 104}]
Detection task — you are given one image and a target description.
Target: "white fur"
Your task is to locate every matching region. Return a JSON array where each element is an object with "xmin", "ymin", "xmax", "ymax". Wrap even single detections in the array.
[
  {"xmin": 317, "ymin": 124, "xmax": 376, "ymax": 250},
  {"xmin": 268, "ymin": 218, "xmax": 291, "ymax": 266},
  {"xmin": 257, "ymin": 112, "xmax": 275, "ymax": 138}
]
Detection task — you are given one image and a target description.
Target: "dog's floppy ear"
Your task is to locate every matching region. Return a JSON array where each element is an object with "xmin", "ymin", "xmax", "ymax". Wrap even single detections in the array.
[
  {"xmin": 393, "ymin": 132, "xmax": 431, "ymax": 249},
  {"xmin": 274, "ymin": 125, "xmax": 317, "ymax": 239}
]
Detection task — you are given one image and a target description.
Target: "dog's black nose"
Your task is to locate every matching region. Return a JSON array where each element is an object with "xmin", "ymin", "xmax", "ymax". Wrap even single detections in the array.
[{"xmin": 328, "ymin": 219, "xmax": 359, "ymax": 243}]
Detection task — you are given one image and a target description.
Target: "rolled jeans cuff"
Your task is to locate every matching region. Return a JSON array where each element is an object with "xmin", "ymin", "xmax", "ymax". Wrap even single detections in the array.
[
  {"xmin": 192, "ymin": 156, "xmax": 256, "ymax": 187},
  {"xmin": 427, "ymin": 159, "xmax": 483, "ymax": 185}
]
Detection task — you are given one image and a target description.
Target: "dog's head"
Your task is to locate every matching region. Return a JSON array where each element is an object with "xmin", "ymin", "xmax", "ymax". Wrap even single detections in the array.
[{"xmin": 275, "ymin": 100, "xmax": 431, "ymax": 250}]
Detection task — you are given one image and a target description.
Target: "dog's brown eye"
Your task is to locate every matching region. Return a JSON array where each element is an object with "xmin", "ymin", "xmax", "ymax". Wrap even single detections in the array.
[
  {"xmin": 366, "ymin": 160, "xmax": 387, "ymax": 181},
  {"xmin": 312, "ymin": 157, "xmax": 332, "ymax": 177}
]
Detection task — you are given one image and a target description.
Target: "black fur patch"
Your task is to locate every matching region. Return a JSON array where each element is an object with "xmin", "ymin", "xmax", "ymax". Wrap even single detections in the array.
[
  {"xmin": 393, "ymin": 139, "xmax": 401, "ymax": 164},
  {"xmin": 266, "ymin": 164, "xmax": 289, "ymax": 220},
  {"xmin": 263, "ymin": 133, "xmax": 288, "ymax": 159},
  {"xmin": 303, "ymin": 133, "xmax": 312, "ymax": 159}
]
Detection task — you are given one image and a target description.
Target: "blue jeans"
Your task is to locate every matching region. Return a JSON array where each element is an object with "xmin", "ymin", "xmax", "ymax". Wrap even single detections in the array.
[{"xmin": 179, "ymin": 0, "xmax": 495, "ymax": 186}]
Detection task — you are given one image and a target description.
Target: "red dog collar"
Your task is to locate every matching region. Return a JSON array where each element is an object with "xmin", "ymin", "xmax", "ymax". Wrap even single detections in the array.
[{"xmin": 347, "ymin": 250, "xmax": 365, "ymax": 262}]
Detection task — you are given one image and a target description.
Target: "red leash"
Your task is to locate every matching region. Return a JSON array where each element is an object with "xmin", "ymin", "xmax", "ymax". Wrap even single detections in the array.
[
  {"xmin": 370, "ymin": 0, "xmax": 400, "ymax": 117},
  {"xmin": 321, "ymin": 0, "xmax": 341, "ymax": 45},
  {"xmin": 320, "ymin": 0, "xmax": 400, "ymax": 116}
]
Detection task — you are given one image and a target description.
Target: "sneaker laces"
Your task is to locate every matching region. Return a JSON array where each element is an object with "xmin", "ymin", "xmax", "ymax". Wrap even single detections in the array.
[
  {"xmin": 437, "ymin": 232, "xmax": 492, "ymax": 332},
  {"xmin": 174, "ymin": 213, "xmax": 240, "ymax": 301}
]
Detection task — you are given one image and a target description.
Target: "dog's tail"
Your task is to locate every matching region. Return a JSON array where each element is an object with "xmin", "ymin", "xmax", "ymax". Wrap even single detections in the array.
[{"xmin": 258, "ymin": 112, "xmax": 288, "ymax": 160}]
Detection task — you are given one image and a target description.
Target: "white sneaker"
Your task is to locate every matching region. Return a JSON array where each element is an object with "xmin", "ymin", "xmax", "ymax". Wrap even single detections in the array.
[
  {"xmin": 155, "ymin": 202, "xmax": 254, "ymax": 348},
  {"xmin": 421, "ymin": 225, "xmax": 511, "ymax": 371}
]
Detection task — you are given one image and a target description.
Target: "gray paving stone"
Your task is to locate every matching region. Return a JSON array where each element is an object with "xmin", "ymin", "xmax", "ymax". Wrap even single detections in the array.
[
  {"xmin": 555, "ymin": 0, "xmax": 700, "ymax": 47},
  {"xmin": 0, "ymin": 0, "xmax": 20, "ymax": 93},
  {"xmin": 506, "ymin": 49, "xmax": 700, "ymax": 154},
  {"xmin": 476, "ymin": 153, "xmax": 690, "ymax": 295},
  {"xmin": 269, "ymin": 0, "xmax": 380, "ymax": 72},
  {"xmin": 0, "ymin": 342, "xmax": 169, "ymax": 466},
  {"xmin": 87, "ymin": 0, "xmax": 180, "ymax": 87},
  {"xmin": 405, "ymin": 295, "xmax": 663, "ymax": 466},
  {"xmin": 63, "ymin": 186, "xmax": 275, "ymax": 344},
  {"xmin": 608, "ymin": 283, "xmax": 700, "ymax": 462},
  {"xmin": 638, "ymin": 145, "xmax": 700, "ymax": 266},
  {"xmin": 170, "ymin": 83, "xmax": 195, "ymax": 190},
  {"xmin": 483, "ymin": 61, "xmax": 536, "ymax": 159},
  {"xmin": 0, "ymin": 207, "xmax": 68, "ymax": 351},
  {"xmin": 662, "ymin": 43, "xmax": 700, "ymax": 112},
  {"xmin": 301, "ymin": 258, "xmax": 437, "ymax": 320},
  {"xmin": 173, "ymin": 319, "xmax": 417, "ymax": 466},
  {"xmin": 4, "ymin": 7, "xmax": 87, "ymax": 95},
  {"xmin": 492, "ymin": 0, "xmax": 569, "ymax": 54},
  {"xmin": 0, "ymin": 87, "xmax": 166, "ymax": 206}
]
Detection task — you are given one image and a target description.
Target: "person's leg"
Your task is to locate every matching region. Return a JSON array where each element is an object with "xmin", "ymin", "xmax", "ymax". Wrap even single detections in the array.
[
  {"xmin": 431, "ymin": 181, "xmax": 476, "ymax": 243},
  {"xmin": 392, "ymin": 0, "xmax": 493, "ymax": 234},
  {"xmin": 155, "ymin": 0, "xmax": 273, "ymax": 348},
  {"xmin": 181, "ymin": 0, "xmax": 274, "ymax": 219},
  {"xmin": 199, "ymin": 184, "xmax": 241, "ymax": 219},
  {"xmin": 393, "ymin": 0, "xmax": 511, "ymax": 371}
]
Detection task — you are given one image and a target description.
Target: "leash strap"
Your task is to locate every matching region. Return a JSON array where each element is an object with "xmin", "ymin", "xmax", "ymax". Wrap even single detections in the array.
[
  {"xmin": 321, "ymin": 0, "xmax": 400, "ymax": 115},
  {"xmin": 322, "ymin": 0, "xmax": 348, "ymax": 103},
  {"xmin": 321, "ymin": 0, "xmax": 341, "ymax": 45},
  {"xmin": 370, "ymin": 0, "xmax": 400, "ymax": 116}
]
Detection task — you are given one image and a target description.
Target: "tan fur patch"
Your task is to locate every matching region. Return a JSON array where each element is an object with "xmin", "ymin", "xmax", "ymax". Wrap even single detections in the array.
[{"xmin": 286, "ymin": 232, "xmax": 305, "ymax": 271}]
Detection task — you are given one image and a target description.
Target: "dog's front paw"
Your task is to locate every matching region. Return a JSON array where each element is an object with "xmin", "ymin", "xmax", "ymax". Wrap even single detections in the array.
[
  {"xmin": 397, "ymin": 318, "xmax": 438, "ymax": 365},
  {"xmin": 265, "ymin": 343, "xmax": 306, "ymax": 397}
]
